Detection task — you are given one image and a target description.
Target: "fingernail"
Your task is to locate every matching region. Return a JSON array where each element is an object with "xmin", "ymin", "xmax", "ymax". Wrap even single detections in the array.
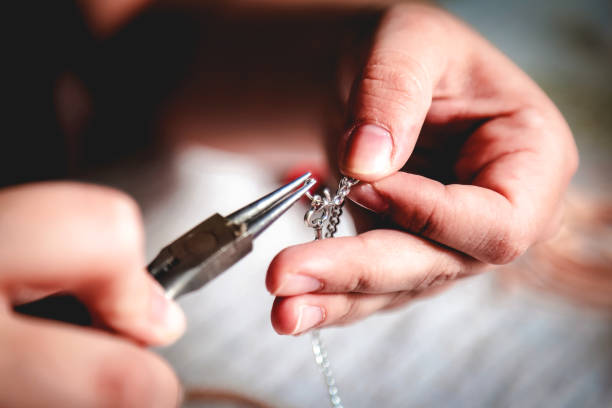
[
  {"xmin": 150, "ymin": 282, "xmax": 186, "ymax": 343},
  {"xmin": 275, "ymin": 274, "xmax": 322, "ymax": 295},
  {"xmin": 341, "ymin": 124, "xmax": 392, "ymax": 176},
  {"xmin": 293, "ymin": 305, "xmax": 324, "ymax": 334},
  {"xmin": 349, "ymin": 183, "xmax": 388, "ymax": 213}
]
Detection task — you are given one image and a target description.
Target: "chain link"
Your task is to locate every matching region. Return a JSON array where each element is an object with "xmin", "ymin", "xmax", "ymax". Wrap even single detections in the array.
[
  {"xmin": 304, "ymin": 176, "xmax": 358, "ymax": 408},
  {"xmin": 325, "ymin": 205, "xmax": 343, "ymax": 238},
  {"xmin": 311, "ymin": 329, "xmax": 342, "ymax": 408}
]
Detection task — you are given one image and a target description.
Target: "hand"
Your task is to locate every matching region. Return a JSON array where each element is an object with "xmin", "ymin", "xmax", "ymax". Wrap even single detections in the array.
[
  {"xmin": 267, "ymin": 4, "xmax": 578, "ymax": 335},
  {"xmin": 0, "ymin": 182, "xmax": 185, "ymax": 407}
]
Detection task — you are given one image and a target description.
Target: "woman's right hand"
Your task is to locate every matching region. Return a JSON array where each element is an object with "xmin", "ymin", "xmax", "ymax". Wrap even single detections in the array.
[{"xmin": 0, "ymin": 182, "xmax": 185, "ymax": 407}]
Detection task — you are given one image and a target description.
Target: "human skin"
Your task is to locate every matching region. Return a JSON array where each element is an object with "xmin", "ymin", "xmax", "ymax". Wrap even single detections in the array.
[
  {"xmin": 0, "ymin": 183, "xmax": 185, "ymax": 407},
  {"xmin": 1, "ymin": 2, "xmax": 577, "ymax": 407},
  {"xmin": 266, "ymin": 4, "xmax": 578, "ymax": 335}
]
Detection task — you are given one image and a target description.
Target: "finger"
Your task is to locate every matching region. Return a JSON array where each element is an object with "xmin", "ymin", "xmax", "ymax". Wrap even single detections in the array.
[
  {"xmin": 271, "ymin": 281, "xmax": 454, "ymax": 335},
  {"xmin": 271, "ymin": 293, "xmax": 397, "ymax": 335},
  {"xmin": 0, "ymin": 182, "xmax": 185, "ymax": 345},
  {"xmin": 349, "ymin": 109, "xmax": 576, "ymax": 265},
  {"xmin": 339, "ymin": 5, "xmax": 455, "ymax": 181},
  {"xmin": 0, "ymin": 315, "xmax": 181, "ymax": 408},
  {"xmin": 267, "ymin": 229, "xmax": 484, "ymax": 296}
]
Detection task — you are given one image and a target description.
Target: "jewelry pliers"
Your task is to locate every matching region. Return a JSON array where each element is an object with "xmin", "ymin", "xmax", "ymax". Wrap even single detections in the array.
[{"xmin": 147, "ymin": 172, "xmax": 315, "ymax": 299}]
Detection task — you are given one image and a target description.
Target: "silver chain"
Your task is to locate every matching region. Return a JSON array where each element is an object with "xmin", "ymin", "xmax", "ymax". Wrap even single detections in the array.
[{"xmin": 304, "ymin": 176, "xmax": 359, "ymax": 408}]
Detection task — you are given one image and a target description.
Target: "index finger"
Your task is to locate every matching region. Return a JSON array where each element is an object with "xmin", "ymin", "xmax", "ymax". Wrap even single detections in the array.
[
  {"xmin": 267, "ymin": 229, "xmax": 483, "ymax": 296},
  {"xmin": 0, "ymin": 182, "xmax": 185, "ymax": 345},
  {"xmin": 349, "ymin": 108, "xmax": 577, "ymax": 264}
]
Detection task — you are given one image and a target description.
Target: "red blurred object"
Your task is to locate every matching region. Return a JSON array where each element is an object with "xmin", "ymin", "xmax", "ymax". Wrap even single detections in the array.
[{"xmin": 283, "ymin": 163, "xmax": 328, "ymax": 200}]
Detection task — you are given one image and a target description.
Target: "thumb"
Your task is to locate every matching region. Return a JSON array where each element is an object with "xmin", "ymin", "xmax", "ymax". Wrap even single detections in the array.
[{"xmin": 339, "ymin": 5, "xmax": 450, "ymax": 182}]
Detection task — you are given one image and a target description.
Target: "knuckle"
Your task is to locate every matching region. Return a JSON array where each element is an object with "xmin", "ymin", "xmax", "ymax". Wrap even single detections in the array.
[
  {"xmin": 361, "ymin": 51, "xmax": 428, "ymax": 101},
  {"xmin": 514, "ymin": 107, "xmax": 579, "ymax": 180},
  {"xmin": 407, "ymin": 203, "xmax": 442, "ymax": 239},
  {"xmin": 357, "ymin": 51, "xmax": 431, "ymax": 128},
  {"xmin": 396, "ymin": 183, "xmax": 446, "ymax": 240},
  {"xmin": 350, "ymin": 276, "xmax": 372, "ymax": 293},
  {"xmin": 337, "ymin": 296, "xmax": 362, "ymax": 325},
  {"xmin": 484, "ymin": 223, "xmax": 530, "ymax": 264},
  {"xmin": 489, "ymin": 241, "xmax": 526, "ymax": 265},
  {"xmin": 349, "ymin": 235, "xmax": 383, "ymax": 292}
]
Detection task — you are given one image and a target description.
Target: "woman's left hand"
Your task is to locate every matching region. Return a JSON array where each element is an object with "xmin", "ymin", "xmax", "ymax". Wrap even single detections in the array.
[{"xmin": 266, "ymin": 4, "xmax": 577, "ymax": 335}]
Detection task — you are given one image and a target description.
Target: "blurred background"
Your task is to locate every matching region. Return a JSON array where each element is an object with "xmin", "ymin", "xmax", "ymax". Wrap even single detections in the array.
[{"xmin": 5, "ymin": 0, "xmax": 612, "ymax": 407}]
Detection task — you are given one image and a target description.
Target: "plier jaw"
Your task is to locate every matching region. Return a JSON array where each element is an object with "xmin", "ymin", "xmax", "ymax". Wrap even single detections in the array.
[{"xmin": 148, "ymin": 173, "xmax": 316, "ymax": 299}]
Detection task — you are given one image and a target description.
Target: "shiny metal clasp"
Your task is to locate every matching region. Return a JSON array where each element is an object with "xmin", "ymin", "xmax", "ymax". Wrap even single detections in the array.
[{"xmin": 304, "ymin": 188, "xmax": 336, "ymax": 240}]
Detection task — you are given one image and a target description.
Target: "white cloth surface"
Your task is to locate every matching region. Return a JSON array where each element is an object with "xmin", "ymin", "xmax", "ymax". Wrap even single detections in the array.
[{"xmin": 89, "ymin": 146, "xmax": 612, "ymax": 408}]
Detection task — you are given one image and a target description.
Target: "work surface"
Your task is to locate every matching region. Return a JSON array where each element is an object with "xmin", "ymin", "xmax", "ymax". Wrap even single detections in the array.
[
  {"xmin": 80, "ymin": 2, "xmax": 611, "ymax": 406},
  {"xmin": 90, "ymin": 146, "xmax": 612, "ymax": 408}
]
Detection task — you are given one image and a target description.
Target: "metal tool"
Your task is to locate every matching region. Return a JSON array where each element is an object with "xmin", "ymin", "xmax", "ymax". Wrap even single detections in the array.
[{"xmin": 147, "ymin": 172, "xmax": 316, "ymax": 299}]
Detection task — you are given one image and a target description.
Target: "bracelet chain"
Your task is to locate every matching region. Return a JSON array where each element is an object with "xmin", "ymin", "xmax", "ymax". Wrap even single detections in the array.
[{"xmin": 304, "ymin": 176, "xmax": 359, "ymax": 408}]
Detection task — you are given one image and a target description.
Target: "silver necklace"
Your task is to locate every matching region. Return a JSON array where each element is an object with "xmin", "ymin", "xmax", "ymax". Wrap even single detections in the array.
[{"xmin": 304, "ymin": 176, "xmax": 359, "ymax": 408}]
